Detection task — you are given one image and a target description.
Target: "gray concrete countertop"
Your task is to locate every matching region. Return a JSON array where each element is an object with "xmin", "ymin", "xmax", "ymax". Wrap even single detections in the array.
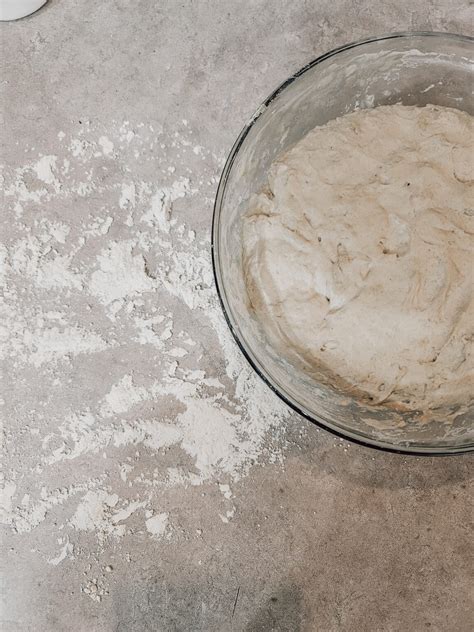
[{"xmin": 1, "ymin": 2, "xmax": 472, "ymax": 631}]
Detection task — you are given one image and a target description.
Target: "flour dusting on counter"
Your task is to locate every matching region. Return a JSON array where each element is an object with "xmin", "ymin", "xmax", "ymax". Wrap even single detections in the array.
[{"xmin": 1, "ymin": 121, "xmax": 292, "ymax": 590}]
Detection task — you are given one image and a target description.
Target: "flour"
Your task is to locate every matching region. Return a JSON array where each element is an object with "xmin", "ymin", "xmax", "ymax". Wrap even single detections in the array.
[
  {"xmin": 219, "ymin": 508, "xmax": 235, "ymax": 524},
  {"xmin": 114, "ymin": 420, "xmax": 182, "ymax": 451},
  {"xmin": 1, "ymin": 317, "xmax": 109, "ymax": 367},
  {"xmin": 167, "ymin": 346, "xmax": 188, "ymax": 357},
  {"xmin": 0, "ymin": 482, "xmax": 17, "ymax": 524},
  {"xmin": 100, "ymin": 374, "xmax": 149, "ymax": 416},
  {"xmin": 119, "ymin": 183, "xmax": 136, "ymax": 209},
  {"xmin": 88, "ymin": 240, "xmax": 156, "ymax": 306},
  {"xmin": 218, "ymin": 484, "xmax": 232, "ymax": 499},
  {"xmin": 82, "ymin": 577, "xmax": 109, "ymax": 603},
  {"xmin": 178, "ymin": 398, "xmax": 241, "ymax": 479},
  {"xmin": 145, "ymin": 512, "xmax": 168, "ymax": 538},
  {"xmin": 69, "ymin": 490, "xmax": 142, "ymax": 541},
  {"xmin": 27, "ymin": 326, "xmax": 109, "ymax": 367},
  {"xmin": 98, "ymin": 136, "xmax": 114, "ymax": 156},
  {"xmin": 10, "ymin": 483, "xmax": 98, "ymax": 534},
  {"xmin": 1, "ymin": 118, "xmax": 291, "ymax": 576},
  {"xmin": 44, "ymin": 221, "xmax": 70, "ymax": 244},
  {"xmin": 48, "ymin": 538, "xmax": 74, "ymax": 566},
  {"xmin": 133, "ymin": 313, "xmax": 166, "ymax": 347},
  {"xmin": 9, "ymin": 235, "xmax": 82, "ymax": 290},
  {"xmin": 33, "ymin": 155, "xmax": 59, "ymax": 187},
  {"xmin": 85, "ymin": 215, "xmax": 114, "ymax": 237},
  {"xmin": 69, "ymin": 138, "xmax": 91, "ymax": 159},
  {"xmin": 140, "ymin": 177, "xmax": 192, "ymax": 231},
  {"xmin": 35, "ymin": 255, "xmax": 84, "ymax": 290},
  {"xmin": 110, "ymin": 500, "xmax": 147, "ymax": 525}
]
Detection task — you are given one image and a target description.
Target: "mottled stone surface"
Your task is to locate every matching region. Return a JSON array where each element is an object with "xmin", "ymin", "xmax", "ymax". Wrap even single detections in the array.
[{"xmin": 1, "ymin": 2, "xmax": 472, "ymax": 631}]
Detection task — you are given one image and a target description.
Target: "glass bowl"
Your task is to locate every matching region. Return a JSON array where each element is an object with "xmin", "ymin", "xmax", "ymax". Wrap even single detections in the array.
[{"xmin": 212, "ymin": 32, "xmax": 474, "ymax": 455}]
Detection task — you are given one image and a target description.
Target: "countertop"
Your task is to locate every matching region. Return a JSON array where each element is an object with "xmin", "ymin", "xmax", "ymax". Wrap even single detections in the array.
[{"xmin": 1, "ymin": 1, "xmax": 472, "ymax": 630}]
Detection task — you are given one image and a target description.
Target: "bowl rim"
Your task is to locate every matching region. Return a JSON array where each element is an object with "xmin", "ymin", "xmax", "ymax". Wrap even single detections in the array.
[{"xmin": 211, "ymin": 31, "xmax": 474, "ymax": 456}]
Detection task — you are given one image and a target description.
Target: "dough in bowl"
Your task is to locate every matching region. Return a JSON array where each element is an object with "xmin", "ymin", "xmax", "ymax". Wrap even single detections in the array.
[{"xmin": 242, "ymin": 104, "xmax": 473, "ymax": 414}]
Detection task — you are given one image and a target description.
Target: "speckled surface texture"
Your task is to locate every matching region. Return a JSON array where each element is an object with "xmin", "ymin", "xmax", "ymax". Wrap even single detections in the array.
[{"xmin": 1, "ymin": 2, "xmax": 473, "ymax": 631}]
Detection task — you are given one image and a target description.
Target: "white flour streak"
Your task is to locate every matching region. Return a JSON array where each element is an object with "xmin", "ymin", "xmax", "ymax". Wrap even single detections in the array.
[
  {"xmin": 10, "ymin": 483, "xmax": 96, "ymax": 534},
  {"xmin": 98, "ymin": 136, "xmax": 114, "ymax": 156},
  {"xmin": 48, "ymin": 538, "xmax": 74, "ymax": 566},
  {"xmin": 88, "ymin": 241, "xmax": 155, "ymax": 306},
  {"xmin": 178, "ymin": 398, "xmax": 241, "ymax": 479},
  {"xmin": 133, "ymin": 314, "xmax": 166, "ymax": 348},
  {"xmin": 110, "ymin": 500, "xmax": 147, "ymax": 525},
  {"xmin": 119, "ymin": 183, "xmax": 136, "ymax": 209},
  {"xmin": 45, "ymin": 221, "xmax": 70, "ymax": 244},
  {"xmin": 45, "ymin": 411, "xmax": 103, "ymax": 465},
  {"xmin": 141, "ymin": 178, "xmax": 192, "ymax": 231},
  {"xmin": 70, "ymin": 490, "xmax": 118, "ymax": 532},
  {"xmin": 114, "ymin": 420, "xmax": 182, "ymax": 451},
  {"xmin": 145, "ymin": 512, "xmax": 168, "ymax": 538},
  {"xmin": 27, "ymin": 326, "xmax": 108, "ymax": 367},
  {"xmin": 100, "ymin": 375, "xmax": 149, "ymax": 416},
  {"xmin": 0, "ymin": 482, "xmax": 17, "ymax": 525},
  {"xmin": 33, "ymin": 155, "xmax": 59, "ymax": 187},
  {"xmin": 71, "ymin": 491, "xmax": 149, "ymax": 542},
  {"xmin": 35, "ymin": 255, "xmax": 84, "ymax": 290}
]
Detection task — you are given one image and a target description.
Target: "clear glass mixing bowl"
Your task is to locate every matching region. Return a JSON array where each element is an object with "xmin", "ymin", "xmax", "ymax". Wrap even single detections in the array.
[{"xmin": 212, "ymin": 32, "xmax": 474, "ymax": 455}]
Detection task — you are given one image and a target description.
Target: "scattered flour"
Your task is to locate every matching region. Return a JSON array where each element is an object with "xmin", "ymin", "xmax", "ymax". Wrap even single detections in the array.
[
  {"xmin": 98, "ymin": 136, "xmax": 114, "ymax": 156},
  {"xmin": 33, "ymin": 155, "xmax": 59, "ymax": 187},
  {"xmin": 119, "ymin": 183, "xmax": 136, "ymax": 209},
  {"xmin": 0, "ymin": 482, "xmax": 17, "ymax": 524},
  {"xmin": 141, "ymin": 178, "xmax": 192, "ymax": 231},
  {"xmin": 2, "ymin": 120, "xmax": 291, "ymax": 574},
  {"xmin": 69, "ymin": 490, "xmax": 146, "ymax": 542},
  {"xmin": 34, "ymin": 255, "xmax": 84, "ymax": 290},
  {"xmin": 178, "ymin": 398, "xmax": 241, "ymax": 480},
  {"xmin": 27, "ymin": 326, "xmax": 109, "ymax": 367},
  {"xmin": 70, "ymin": 490, "xmax": 118, "ymax": 531},
  {"xmin": 48, "ymin": 537, "xmax": 74, "ymax": 566},
  {"xmin": 145, "ymin": 512, "xmax": 168, "ymax": 538},
  {"xmin": 100, "ymin": 374, "xmax": 149, "ymax": 416},
  {"xmin": 88, "ymin": 240, "xmax": 155, "ymax": 306}
]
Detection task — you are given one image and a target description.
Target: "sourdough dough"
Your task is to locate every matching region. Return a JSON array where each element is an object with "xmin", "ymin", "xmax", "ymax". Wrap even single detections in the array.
[{"xmin": 242, "ymin": 105, "xmax": 473, "ymax": 412}]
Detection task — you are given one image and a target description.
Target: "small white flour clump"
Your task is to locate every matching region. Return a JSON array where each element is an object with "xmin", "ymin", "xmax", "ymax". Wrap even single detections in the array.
[{"xmin": 243, "ymin": 105, "xmax": 473, "ymax": 413}]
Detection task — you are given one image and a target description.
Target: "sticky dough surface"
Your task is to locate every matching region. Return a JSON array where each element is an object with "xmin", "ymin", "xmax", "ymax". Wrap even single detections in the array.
[{"xmin": 242, "ymin": 105, "xmax": 473, "ymax": 412}]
